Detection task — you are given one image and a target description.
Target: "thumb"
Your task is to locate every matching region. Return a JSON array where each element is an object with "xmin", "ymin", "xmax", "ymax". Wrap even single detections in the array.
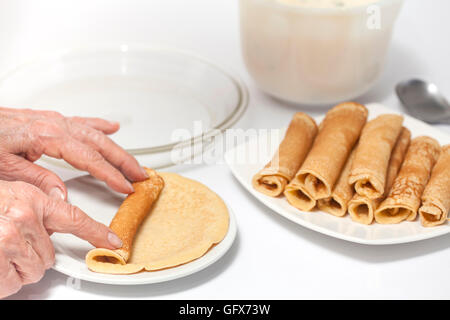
[
  {"xmin": 0, "ymin": 153, "xmax": 67, "ymax": 200},
  {"xmin": 42, "ymin": 197, "xmax": 123, "ymax": 250}
]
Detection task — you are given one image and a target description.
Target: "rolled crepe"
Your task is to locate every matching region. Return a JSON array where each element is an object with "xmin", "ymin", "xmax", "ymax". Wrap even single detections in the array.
[
  {"xmin": 384, "ymin": 128, "xmax": 412, "ymax": 192},
  {"xmin": 295, "ymin": 102, "xmax": 368, "ymax": 200},
  {"xmin": 252, "ymin": 112, "xmax": 318, "ymax": 197},
  {"xmin": 349, "ymin": 114, "xmax": 404, "ymax": 199},
  {"xmin": 375, "ymin": 136, "xmax": 441, "ymax": 224},
  {"xmin": 284, "ymin": 178, "xmax": 316, "ymax": 212},
  {"xmin": 419, "ymin": 145, "xmax": 450, "ymax": 227},
  {"xmin": 86, "ymin": 168, "xmax": 164, "ymax": 271},
  {"xmin": 348, "ymin": 127, "xmax": 411, "ymax": 224},
  {"xmin": 348, "ymin": 196, "xmax": 376, "ymax": 225},
  {"xmin": 317, "ymin": 148, "xmax": 356, "ymax": 217}
]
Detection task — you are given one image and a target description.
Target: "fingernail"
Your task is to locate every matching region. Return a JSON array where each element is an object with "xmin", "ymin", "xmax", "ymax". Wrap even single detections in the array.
[
  {"xmin": 49, "ymin": 187, "xmax": 65, "ymax": 201},
  {"xmin": 108, "ymin": 232, "xmax": 123, "ymax": 248},
  {"xmin": 109, "ymin": 120, "xmax": 120, "ymax": 127},
  {"xmin": 140, "ymin": 167, "xmax": 149, "ymax": 178},
  {"xmin": 125, "ymin": 180, "xmax": 134, "ymax": 193}
]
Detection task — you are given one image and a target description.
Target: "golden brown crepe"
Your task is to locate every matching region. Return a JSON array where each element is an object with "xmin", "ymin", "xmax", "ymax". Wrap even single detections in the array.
[
  {"xmin": 419, "ymin": 145, "xmax": 450, "ymax": 227},
  {"xmin": 317, "ymin": 148, "xmax": 356, "ymax": 217},
  {"xmin": 89, "ymin": 168, "xmax": 164, "ymax": 267},
  {"xmin": 294, "ymin": 102, "xmax": 368, "ymax": 201},
  {"xmin": 348, "ymin": 127, "xmax": 411, "ymax": 224},
  {"xmin": 86, "ymin": 172, "xmax": 229, "ymax": 274},
  {"xmin": 375, "ymin": 136, "xmax": 441, "ymax": 224},
  {"xmin": 384, "ymin": 128, "xmax": 412, "ymax": 192},
  {"xmin": 284, "ymin": 178, "xmax": 316, "ymax": 212},
  {"xmin": 252, "ymin": 112, "xmax": 317, "ymax": 197},
  {"xmin": 348, "ymin": 196, "xmax": 376, "ymax": 225},
  {"xmin": 349, "ymin": 114, "xmax": 404, "ymax": 200}
]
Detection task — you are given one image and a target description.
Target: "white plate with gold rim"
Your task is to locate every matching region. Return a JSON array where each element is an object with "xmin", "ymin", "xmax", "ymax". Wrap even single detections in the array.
[
  {"xmin": 51, "ymin": 175, "xmax": 237, "ymax": 285},
  {"xmin": 225, "ymin": 103, "xmax": 450, "ymax": 245}
]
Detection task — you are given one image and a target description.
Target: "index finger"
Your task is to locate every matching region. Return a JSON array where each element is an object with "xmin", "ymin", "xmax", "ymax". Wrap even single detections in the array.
[
  {"xmin": 40, "ymin": 135, "xmax": 135, "ymax": 194},
  {"xmin": 69, "ymin": 116, "xmax": 120, "ymax": 135},
  {"xmin": 69, "ymin": 124, "xmax": 148, "ymax": 182}
]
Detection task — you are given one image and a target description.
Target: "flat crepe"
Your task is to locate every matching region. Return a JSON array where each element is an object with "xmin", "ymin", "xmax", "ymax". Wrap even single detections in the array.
[
  {"xmin": 419, "ymin": 145, "xmax": 450, "ymax": 227},
  {"xmin": 348, "ymin": 127, "xmax": 411, "ymax": 224},
  {"xmin": 86, "ymin": 172, "xmax": 229, "ymax": 274},
  {"xmin": 349, "ymin": 114, "xmax": 404, "ymax": 199},
  {"xmin": 317, "ymin": 148, "xmax": 356, "ymax": 217},
  {"xmin": 295, "ymin": 102, "xmax": 368, "ymax": 200},
  {"xmin": 252, "ymin": 112, "xmax": 317, "ymax": 197},
  {"xmin": 375, "ymin": 136, "xmax": 441, "ymax": 224}
]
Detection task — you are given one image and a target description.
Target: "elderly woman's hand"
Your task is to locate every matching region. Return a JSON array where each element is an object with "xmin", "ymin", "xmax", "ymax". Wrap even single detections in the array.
[
  {"xmin": 0, "ymin": 180, "xmax": 123, "ymax": 298},
  {"xmin": 0, "ymin": 107, "xmax": 149, "ymax": 199},
  {"xmin": 0, "ymin": 107, "xmax": 148, "ymax": 298}
]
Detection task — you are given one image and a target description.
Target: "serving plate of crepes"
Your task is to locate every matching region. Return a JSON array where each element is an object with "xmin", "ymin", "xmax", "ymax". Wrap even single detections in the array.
[
  {"xmin": 52, "ymin": 170, "xmax": 237, "ymax": 285},
  {"xmin": 225, "ymin": 103, "xmax": 450, "ymax": 245}
]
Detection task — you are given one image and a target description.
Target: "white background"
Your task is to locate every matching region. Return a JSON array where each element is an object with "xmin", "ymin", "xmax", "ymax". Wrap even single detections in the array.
[{"xmin": 3, "ymin": 0, "xmax": 450, "ymax": 299}]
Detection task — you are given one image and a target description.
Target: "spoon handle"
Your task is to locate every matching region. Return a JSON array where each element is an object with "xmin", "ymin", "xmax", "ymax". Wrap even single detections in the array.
[{"xmin": 437, "ymin": 115, "xmax": 450, "ymax": 125}]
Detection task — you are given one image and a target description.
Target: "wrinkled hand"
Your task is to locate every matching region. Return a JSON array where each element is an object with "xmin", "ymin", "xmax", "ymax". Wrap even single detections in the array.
[
  {"xmin": 0, "ymin": 180, "xmax": 123, "ymax": 298},
  {"xmin": 0, "ymin": 107, "xmax": 149, "ymax": 199}
]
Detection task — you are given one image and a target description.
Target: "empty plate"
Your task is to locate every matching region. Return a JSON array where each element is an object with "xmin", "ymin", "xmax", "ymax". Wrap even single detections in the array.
[{"xmin": 0, "ymin": 44, "xmax": 248, "ymax": 168}]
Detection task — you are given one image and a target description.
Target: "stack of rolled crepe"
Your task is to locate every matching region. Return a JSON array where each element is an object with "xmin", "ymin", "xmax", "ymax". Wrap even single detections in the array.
[
  {"xmin": 284, "ymin": 102, "xmax": 368, "ymax": 211},
  {"xmin": 348, "ymin": 127, "xmax": 411, "ymax": 224},
  {"xmin": 317, "ymin": 148, "xmax": 356, "ymax": 217},
  {"xmin": 349, "ymin": 114, "xmax": 404, "ymax": 200},
  {"xmin": 375, "ymin": 136, "xmax": 441, "ymax": 224},
  {"xmin": 252, "ymin": 102, "xmax": 449, "ymax": 228}
]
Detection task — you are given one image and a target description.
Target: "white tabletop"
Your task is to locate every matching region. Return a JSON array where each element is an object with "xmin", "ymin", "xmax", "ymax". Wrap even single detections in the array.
[{"xmin": 5, "ymin": 0, "xmax": 450, "ymax": 299}]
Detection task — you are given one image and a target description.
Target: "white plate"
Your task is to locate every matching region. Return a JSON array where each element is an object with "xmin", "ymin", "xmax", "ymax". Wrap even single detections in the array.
[
  {"xmin": 0, "ymin": 44, "xmax": 248, "ymax": 168},
  {"xmin": 225, "ymin": 103, "xmax": 450, "ymax": 245},
  {"xmin": 51, "ymin": 175, "xmax": 237, "ymax": 285}
]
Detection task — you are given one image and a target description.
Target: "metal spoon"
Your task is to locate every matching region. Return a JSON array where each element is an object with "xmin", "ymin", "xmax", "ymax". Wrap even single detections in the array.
[{"xmin": 396, "ymin": 79, "xmax": 450, "ymax": 124}]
